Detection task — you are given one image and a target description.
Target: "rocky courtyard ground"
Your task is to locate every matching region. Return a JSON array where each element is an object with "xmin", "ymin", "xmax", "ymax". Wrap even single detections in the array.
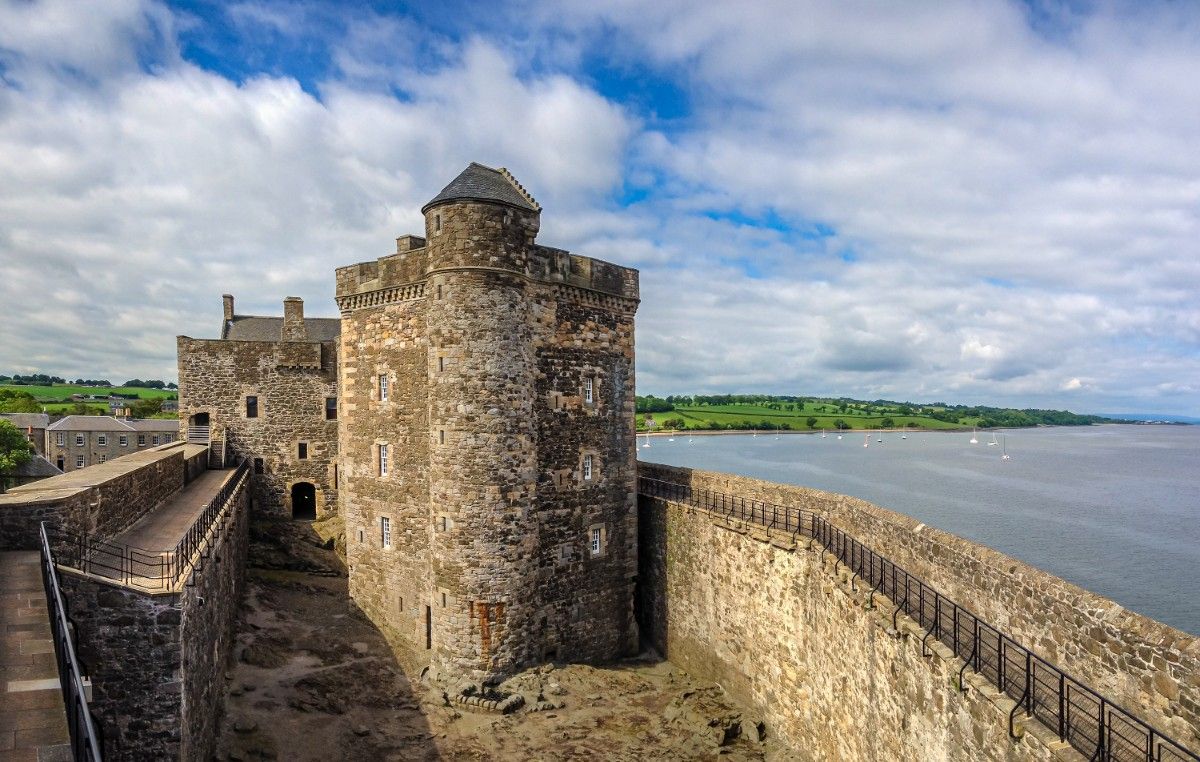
[{"xmin": 215, "ymin": 519, "xmax": 781, "ymax": 761}]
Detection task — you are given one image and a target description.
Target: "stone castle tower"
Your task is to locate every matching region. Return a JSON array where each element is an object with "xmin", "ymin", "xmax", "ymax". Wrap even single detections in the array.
[{"xmin": 336, "ymin": 163, "xmax": 640, "ymax": 686}]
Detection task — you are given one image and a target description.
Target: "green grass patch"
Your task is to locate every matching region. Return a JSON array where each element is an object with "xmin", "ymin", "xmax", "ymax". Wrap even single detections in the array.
[
  {"xmin": 0, "ymin": 384, "xmax": 177, "ymax": 402},
  {"xmin": 640, "ymin": 406, "xmax": 974, "ymax": 432}
]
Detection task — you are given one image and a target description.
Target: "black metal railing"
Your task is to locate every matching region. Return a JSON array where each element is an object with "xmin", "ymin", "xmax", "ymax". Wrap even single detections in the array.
[
  {"xmin": 38, "ymin": 522, "xmax": 104, "ymax": 761},
  {"xmin": 46, "ymin": 459, "xmax": 249, "ymax": 591},
  {"xmin": 638, "ymin": 476, "xmax": 1199, "ymax": 762}
]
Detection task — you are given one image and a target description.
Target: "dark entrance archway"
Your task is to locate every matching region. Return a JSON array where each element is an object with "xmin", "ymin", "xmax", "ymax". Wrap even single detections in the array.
[{"xmin": 291, "ymin": 482, "xmax": 316, "ymax": 520}]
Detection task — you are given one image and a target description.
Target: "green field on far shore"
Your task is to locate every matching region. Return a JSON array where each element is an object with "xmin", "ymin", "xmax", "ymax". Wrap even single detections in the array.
[{"xmin": 638, "ymin": 405, "xmax": 974, "ymax": 432}]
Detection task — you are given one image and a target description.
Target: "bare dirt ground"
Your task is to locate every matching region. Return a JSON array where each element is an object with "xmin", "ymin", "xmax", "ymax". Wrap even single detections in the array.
[{"xmin": 215, "ymin": 520, "xmax": 782, "ymax": 761}]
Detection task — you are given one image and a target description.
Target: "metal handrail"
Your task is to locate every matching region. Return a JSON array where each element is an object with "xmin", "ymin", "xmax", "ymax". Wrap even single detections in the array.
[
  {"xmin": 38, "ymin": 522, "xmax": 104, "ymax": 761},
  {"xmin": 45, "ymin": 459, "xmax": 249, "ymax": 590},
  {"xmin": 638, "ymin": 476, "xmax": 1199, "ymax": 762}
]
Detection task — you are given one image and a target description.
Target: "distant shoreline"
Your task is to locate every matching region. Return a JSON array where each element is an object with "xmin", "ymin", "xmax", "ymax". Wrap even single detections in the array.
[{"xmin": 634, "ymin": 424, "xmax": 1126, "ymax": 438}]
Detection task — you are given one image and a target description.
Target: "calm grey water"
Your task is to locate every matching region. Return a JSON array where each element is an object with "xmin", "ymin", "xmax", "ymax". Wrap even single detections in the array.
[{"xmin": 638, "ymin": 425, "xmax": 1200, "ymax": 636}]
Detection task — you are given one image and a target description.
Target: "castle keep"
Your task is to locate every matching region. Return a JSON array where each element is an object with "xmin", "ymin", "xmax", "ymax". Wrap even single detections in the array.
[
  {"xmin": 177, "ymin": 296, "xmax": 339, "ymax": 519},
  {"xmin": 335, "ymin": 163, "xmax": 640, "ymax": 684}
]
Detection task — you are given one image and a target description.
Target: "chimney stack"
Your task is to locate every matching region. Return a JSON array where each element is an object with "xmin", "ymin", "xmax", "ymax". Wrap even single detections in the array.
[
  {"xmin": 223, "ymin": 294, "xmax": 235, "ymax": 322},
  {"xmin": 282, "ymin": 297, "xmax": 307, "ymax": 341}
]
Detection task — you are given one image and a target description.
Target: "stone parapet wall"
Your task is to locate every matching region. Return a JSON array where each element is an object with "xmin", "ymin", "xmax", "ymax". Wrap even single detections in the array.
[
  {"xmin": 638, "ymin": 491, "xmax": 1069, "ymax": 760},
  {"xmin": 180, "ymin": 482, "xmax": 248, "ymax": 760},
  {"xmin": 638, "ymin": 462, "xmax": 1200, "ymax": 752},
  {"xmin": 56, "ymin": 468, "xmax": 249, "ymax": 761},
  {"xmin": 0, "ymin": 443, "xmax": 188, "ymax": 550}
]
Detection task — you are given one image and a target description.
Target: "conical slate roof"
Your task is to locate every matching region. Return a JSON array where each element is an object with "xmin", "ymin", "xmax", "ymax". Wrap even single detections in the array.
[{"xmin": 422, "ymin": 162, "xmax": 540, "ymax": 213}]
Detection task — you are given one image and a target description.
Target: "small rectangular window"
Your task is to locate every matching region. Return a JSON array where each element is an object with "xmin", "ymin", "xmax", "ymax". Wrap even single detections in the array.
[
  {"xmin": 438, "ymin": 430, "xmax": 444, "ymax": 445},
  {"xmin": 56, "ymin": 433, "xmax": 64, "ymax": 446},
  {"xmin": 119, "ymin": 435, "xmax": 127, "ymax": 447},
  {"xmin": 298, "ymin": 442, "xmax": 308, "ymax": 460},
  {"xmin": 381, "ymin": 517, "xmax": 391, "ymax": 548},
  {"xmin": 246, "ymin": 395, "xmax": 258, "ymax": 418},
  {"xmin": 379, "ymin": 374, "xmax": 389, "ymax": 402},
  {"xmin": 152, "ymin": 435, "xmax": 159, "ymax": 445},
  {"xmin": 97, "ymin": 434, "xmax": 107, "ymax": 446},
  {"xmin": 582, "ymin": 454, "xmax": 593, "ymax": 481},
  {"xmin": 137, "ymin": 434, "xmax": 146, "ymax": 445},
  {"xmin": 253, "ymin": 458, "xmax": 264, "ymax": 474},
  {"xmin": 590, "ymin": 526, "xmax": 603, "ymax": 556},
  {"xmin": 99, "ymin": 454, "xmax": 106, "ymax": 463},
  {"xmin": 379, "ymin": 444, "xmax": 389, "ymax": 477},
  {"xmin": 436, "ymin": 284, "xmax": 443, "ymax": 300},
  {"xmin": 75, "ymin": 434, "xmax": 84, "ymax": 447},
  {"xmin": 75, "ymin": 455, "xmax": 85, "ymax": 468},
  {"xmin": 584, "ymin": 377, "xmax": 594, "ymax": 404},
  {"xmin": 325, "ymin": 397, "xmax": 337, "ymax": 420}
]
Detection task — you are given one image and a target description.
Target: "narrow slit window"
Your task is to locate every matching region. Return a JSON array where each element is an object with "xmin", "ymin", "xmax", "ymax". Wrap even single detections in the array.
[
  {"xmin": 436, "ymin": 284, "xmax": 443, "ymax": 300},
  {"xmin": 379, "ymin": 444, "xmax": 389, "ymax": 477},
  {"xmin": 298, "ymin": 442, "xmax": 308, "ymax": 460},
  {"xmin": 246, "ymin": 395, "xmax": 258, "ymax": 418},
  {"xmin": 434, "ymin": 213, "xmax": 442, "ymax": 232},
  {"xmin": 325, "ymin": 397, "xmax": 337, "ymax": 420},
  {"xmin": 441, "ymin": 592, "xmax": 447, "ymax": 608},
  {"xmin": 379, "ymin": 374, "xmax": 389, "ymax": 402},
  {"xmin": 438, "ymin": 356, "xmax": 444, "ymax": 372},
  {"xmin": 584, "ymin": 377, "xmax": 594, "ymax": 404},
  {"xmin": 439, "ymin": 429, "xmax": 445, "ymax": 445},
  {"xmin": 582, "ymin": 454, "xmax": 593, "ymax": 481},
  {"xmin": 381, "ymin": 516, "xmax": 391, "ymax": 548},
  {"xmin": 590, "ymin": 526, "xmax": 603, "ymax": 556}
]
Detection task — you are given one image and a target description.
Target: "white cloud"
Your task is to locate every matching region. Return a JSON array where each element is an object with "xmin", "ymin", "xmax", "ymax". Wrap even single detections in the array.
[{"xmin": 1, "ymin": 0, "xmax": 1198, "ymax": 415}]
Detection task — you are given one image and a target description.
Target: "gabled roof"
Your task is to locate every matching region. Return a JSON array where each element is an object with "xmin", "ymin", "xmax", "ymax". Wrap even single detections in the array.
[
  {"xmin": 5, "ymin": 454, "xmax": 62, "ymax": 478},
  {"xmin": 422, "ymin": 162, "xmax": 540, "ymax": 214},
  {"xmin": 222, "ymin": 316, "xmax": 341, "ymax": 342},
  {"xmin": 46, "ymin": 416, "xmax": 136, "ymax": 432},
  {"xmin": 126, "ymin": 419, "xmax": 179, "ymax": 432},
  {"xmin": 0, "ymin": 413, "xmax": 49, "ymax": 429}
]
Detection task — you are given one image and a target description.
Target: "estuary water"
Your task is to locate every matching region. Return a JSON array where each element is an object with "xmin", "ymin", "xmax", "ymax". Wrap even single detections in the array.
[{"xmin": 637, "ymin": 425, "xmax": 1200, "ymax": 636}]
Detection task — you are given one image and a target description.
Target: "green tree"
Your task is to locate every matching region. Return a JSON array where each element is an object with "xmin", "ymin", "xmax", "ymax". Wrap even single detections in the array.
[
  {"xmin": 130, "ymin": 398, "xmax": 163, "ymax": 418},
  {"xmin": 881, "ymin": 417, "xmax": 895, "ymax": 428},
  {"xmin": 0, "ymin": 389, "xmax": 41, "ymax": 413},
  {"xmin": 806, "ymin": 416, "xmax": 818, "ymax": 429},
  {"xmin": 0, "ymin": 420, "xmax": 34, "ymax": 492},
  {"xmin": 833, "ymin": 418, "xmax": 850, "ymax": 430}
]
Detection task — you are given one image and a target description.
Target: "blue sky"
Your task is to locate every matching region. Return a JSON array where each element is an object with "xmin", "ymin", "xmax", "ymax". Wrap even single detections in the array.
[{"xmin": 1, "ymin": 0, "xmax": 1198, "ymax": 415}]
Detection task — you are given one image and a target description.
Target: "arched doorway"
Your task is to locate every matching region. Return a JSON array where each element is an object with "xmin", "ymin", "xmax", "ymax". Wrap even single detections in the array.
[{"xmin": 291, "ymin": 482, "xmax": 316, "ymax": 520}]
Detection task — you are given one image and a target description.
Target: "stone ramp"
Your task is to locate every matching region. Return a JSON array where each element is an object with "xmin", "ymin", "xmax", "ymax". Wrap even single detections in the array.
[
  {"xmin": 0, "ymin": 551, "xmax": 70, "ymax": 761},
  {"xmin": 85, "ymin": 468, "xmax": 238, "ymax": 589}
]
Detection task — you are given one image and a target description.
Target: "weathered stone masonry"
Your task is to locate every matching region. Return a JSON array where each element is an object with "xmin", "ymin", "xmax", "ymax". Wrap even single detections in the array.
[
  {"xmin": 336, "ymin": 163, "xmax": 640, "ymax": 686},
  {"xmin": 637, "ymin": 462, "xmax": 1200, "ymax": 758},
  {"xmin": 177, "ymin": 296, "xmax": 338, "ymax": 520}
]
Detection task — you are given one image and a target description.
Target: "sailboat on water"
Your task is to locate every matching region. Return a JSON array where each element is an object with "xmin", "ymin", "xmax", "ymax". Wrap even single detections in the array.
[
  {"xmin": 1001, "ymin": 435, "xmax": 1011, "ymax": 461},
  {"xmin": 969, "ymin": 428, "xmax": 979, "ymax": 444},
  {"xmin": 988, "ymin": 431, "xmax": 999, "ymax": 446},
  {"xmin": 863, "ymin": 431, "xmax": 870, "ymax": 448},
  {"xmin": 641, "ymin": 432, "xmax": 651, "ymax": 449}
]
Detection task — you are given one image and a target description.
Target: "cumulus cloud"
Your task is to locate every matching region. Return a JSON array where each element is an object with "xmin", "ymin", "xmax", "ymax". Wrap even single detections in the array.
[{"xmin": 0, "ymin": 0, "xmax": 1197, "ymax": 415}]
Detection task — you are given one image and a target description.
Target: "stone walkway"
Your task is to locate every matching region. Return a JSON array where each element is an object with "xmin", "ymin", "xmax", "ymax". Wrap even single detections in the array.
[
  {"xmin": 111, "ymin": 468, "xmax": 233, "ymax": 550},
  {"xmin": 0, "ymin": 551, "xmax": 69, "ymax": 761},
  {"xmin": 87, "ymin": 468, "xmax": 237, "ymax": 588}
]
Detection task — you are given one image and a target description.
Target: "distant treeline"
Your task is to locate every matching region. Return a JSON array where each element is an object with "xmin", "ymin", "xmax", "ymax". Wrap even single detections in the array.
[
  {"xmin": 1, "ymin": 372, "xmax": 176, "ymax": 389},
  {"xmin": 635, "ymin": 394, "xmax": 1117, "ymax": 429}
]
